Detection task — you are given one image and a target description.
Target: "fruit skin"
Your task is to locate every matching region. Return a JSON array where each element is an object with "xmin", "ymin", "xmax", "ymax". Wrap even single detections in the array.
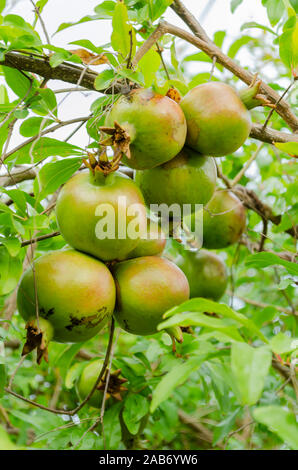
[
  {"xmin": 56, "ymin": 170, "xmax": 147, "ymax": 262},
  {"xmin": 105, "ymin": 88, "xmax": 187, "ymax": 169},
  {"xmin": 17, "ymin": 249, "xmax": 116, "ymax": 343},
  {"xmin": 127, "ymin": 219, "xmax": 166, "ymax": 258},
  {"xmin": 180, "ymin": 82, "xmax": 251, "ymax": 156},
  {"xmin": 112, "ymin": 256, "xmax": 190, "ymax": 336},
  {"xmin": 169, "ymin": 248, "xmax": 228, "ymax": 301},
  {"xmin": 76, "ymin": 359, "xmax": 105, "ymax": 408},
  {"xmin": 200, "ymin": 191, "xmax": 246, "ymax": 249},
  {"xmin": 135, "ymin": 147, "xmax": 217, "ymax": 211}
]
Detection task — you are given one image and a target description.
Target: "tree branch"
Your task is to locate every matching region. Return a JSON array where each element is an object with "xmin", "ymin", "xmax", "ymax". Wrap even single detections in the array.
[
  {"xmin": 233, "ymin": 185, "xmax": 297, "ymax": 239},
  {"xmin": 2, "ymin": 115, "xmax": 90, "ymax": 163},
  {"xmin": 1, "ymin": 51, "xmax": 297, "ymax": 146},
  {"xmin": 168, "ymin": 5, "xmax": 298, "ymax": 131},
  {"xmin": 171, "ymin": 0, "xmax": 211, "ymax": 43},
  {"xmin": 0, "ymin": 166, "xmax": 36, "ymax": 187},
  {"xmin": 0, "ymin": 52, "xmax": 100, "ymax": 89},
  {"xmin": 250, "ymin": 123, "xmax": 298, "ymax": 144}
]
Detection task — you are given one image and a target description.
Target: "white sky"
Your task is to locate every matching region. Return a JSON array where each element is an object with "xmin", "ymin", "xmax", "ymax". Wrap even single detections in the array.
[{"xmin": 3, "ymin": 0, "xmax": 270, "ymax": 147}]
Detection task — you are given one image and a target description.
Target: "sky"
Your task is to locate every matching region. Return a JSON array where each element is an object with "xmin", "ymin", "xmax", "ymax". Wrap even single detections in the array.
[{"xmin": 2, "ymin": 0, "xmax": 270, "ymax": 147}]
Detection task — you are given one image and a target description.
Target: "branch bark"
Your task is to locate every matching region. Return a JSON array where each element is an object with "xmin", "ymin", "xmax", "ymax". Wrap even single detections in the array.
[
  {"xmin": 233, "ymin": 185, "xmax": 297, "ymax": 239},
  {"xmin": 0, "ymin": 166, "xmax": 36, "ymax": 187}
]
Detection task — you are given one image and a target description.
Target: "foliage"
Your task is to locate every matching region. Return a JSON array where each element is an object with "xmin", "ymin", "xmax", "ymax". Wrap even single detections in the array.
[{"xmin": 0, "ymin": 0, "xmax": 297, "ymax": 451}]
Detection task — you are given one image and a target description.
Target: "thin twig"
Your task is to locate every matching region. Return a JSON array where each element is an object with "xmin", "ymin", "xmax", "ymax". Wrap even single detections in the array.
[
  {"xmin": 231, "ymin": 143, "xmax": 264, "ymax": 187},
  {"xmin": 227, "ymin": 290, "xmax": 298, "ymax": 316},
  {"xmin": 262, "ymin": 81, "xmax": 295, "ymax": 130},
  {"xmin": 2, "ymin": 116, "xmax": 89, "ymax": 163},
  {"xmin": 8, "ymin": 356, "xmax": 26, "ymax": 390},
  {"xmin": 209, "ymin": 56, "xmax": 217, "ymax": 81},
  {"xmin": 259, "ymin": 217, "xmax": 268, "ymax": 252},
  {"xmin": 156, "ymin": 42, "xmax": 171, "ymax": 80},
  {"xmin": 4, "ymin": 319, "xmax": 115, "ymax": 416},
  {"xmin": 30, "ymin": 0, "xmax": 51, "ymax": 45}
]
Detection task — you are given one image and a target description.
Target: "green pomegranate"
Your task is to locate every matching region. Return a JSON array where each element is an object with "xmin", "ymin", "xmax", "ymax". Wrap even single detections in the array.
[
  {"xmin": 17, "ymin": 250, "xmax": 116, "ymax": 362},
  {"xmin": 103, "ymin": 88, "xmax": 187, "ymax": 169},
  {"xmin": 75, "ymin": 359, "xmax": 127, "ymax": 408},
  {"xmin": 56, "ymin": 170, "xmax": 147, "ymax": 262},
  {"xmin": 202, "ymin": 191, "xmax": 246, "ymax": 248},
  {"xmin": 184, "ymin": 191, "xmax": 246, "ymax": 249},
  {"xmin": 135, "ymin": 147, "xmax": 217, "ymax": 212},
  {"xmin": 76, "ymin": 359, "xmax": 105, "ymax": 408},
  {"xmin": 169, "ymin": 247, "xmax": 228, "ymax": 301},
  {"xmin": 180, "ymin": 82, "xmax": 251, "ymax": 156},
  {"xmin": 112, "ymin": 256, "xmax": 189, "ymax": 336},
  {"xmin": 127, "ymin": 219, "xmax": 166, "ymax": 258}
]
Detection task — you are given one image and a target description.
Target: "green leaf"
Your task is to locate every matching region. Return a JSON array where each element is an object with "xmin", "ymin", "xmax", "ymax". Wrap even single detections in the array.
[
  {"xmin": 49, "ymin": 50, "xmax": 72, "ymax": 67},
  {"xmin": 19, "ymin": 117, "xmax": 54, "ymax": 137},
  {"xmin": 123, "ymin": 394, "xmax": 149, "ymax": 435},
  {"xmin": 0, "ymin": 84, "xmax": 9, "ymax": 104},
  {"xmin": 230, "ymin": 343, "xmax": 272, "ymax": 406},
  {"xmin": 69, "ymin": 39, "xmax": 103, "ymax": 54},
  {"xmin": 279, "ymin": 15, "xmax": 298, "ymax": 73},
  {"xmin": 54, "ymin": 15, "xmax": 99, "ymax": 35},
  {"xmin": 36, "ymin": 0, "xmax": 49, "ymax": 12},
  {"xmin": 111, "ymin": 0, "xmax": 133, "ymax": 60},
  {"xmin": 228, "ymin": 36, "xmax": 255, "ymax": 59},
  {"xmin": 262, "ymin": 0, "xmax": 285, "ymax": 26},
  {"xmin": 0, "ymin": 0, "xmax": 5, "ymax": 15},
  {"xmin": 161, "ymin": 298, "xmax": 268, "ymax": 343},
  {"xmin": 245, "ymin": 252, "xmax": 298, "ymax": 276},
  {"xmin": 54, "ymin": 342, "xmax": 85, "ymax": 380},
  {"xmin": 2, "ymin": 66, "xmax": 37, "ymax": 99},
  {"xmin": 275, "ymin": 141, "xmax": 298, "ymax": 156},
  {"xmin": 270, "ymin": 332, "xmax": 298, "ymax": 354},
  {"xmin": 231, "ymin": 0, "xmax": 243, "ymax": 13},
  {"xmin": 240, "ymin": 21, "xmax": 277, "ymax": 35},
  {"xmin": 138, "ymin": 48, "xmax": 161, "ymax": 88},
  {"xmin": 0, "ymin": 246, "xmax": 23, "ymax": 295},
  {"xmin": 150, "ymin": 0, "xmax": 174, "ymax": 21},
  {"xmin": 35, "ymin": 157, "xmax": 82, "ymax": 201},
  {"xmin": 65, "ymin": 361, "xmax": 86, "ymax": 389},
  {"xmin": 94, "ymin": 1, "xmax": 116, "ymax": 18},
  {"xmin": 8, "ymin": 137, "xmax": 83, "ymax": 164},
  {"xmin": 150, "ymin": 355, "xmax": 208, "ymax": 412},
  {"xmin": 253, "ymin": 406, "xmax": 298, "ymax": 449},
  {"xmin": 213, "ymin": 408, "xmax": 241, "ymax": 445},
  {"xmin": 1, "ymin": 237, "xmax": 21, "ymax": 257},
  {"xmin": 94, "ymin": 69, "xmax": 116, "ymax": 90},
  {"xmin": 159, "ymin": 311, "xmax": 244, "ymax": 342}
]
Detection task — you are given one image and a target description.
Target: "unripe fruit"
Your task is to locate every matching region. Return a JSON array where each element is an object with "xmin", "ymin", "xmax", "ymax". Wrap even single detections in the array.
[
  {"xmin": 17, "ymin": 250, "xmax": 115, "ymax": 362},
  {"xmin": 180, "ymin": 82, "xmax": 251, "ymax": 156},
  {"xmin": 127, "ymin": 219, "xmax": 166, "ymax": 258},
  {"xmin": 202, "ymin": 191, "xmax": 246, "ymax": 248},
  {"xmin": 76, "ymin": 359, "xmax": 104, "ymax": 408},
  {"xmin": 135, "ymin": 147, "xmax": 217, "ymax": 211},
  {"xmin": 112, "ymin": 256, "xmax": 190, "ymax": 336},
  {"xmin": 169, "ymin": 248, "xmax": 228, "ymax": 301},
  {"xmin": 184, "ymin": 191, "xmax": 246, "ymax": 249},
  {"xmin": 104, "ymin": 88, "xmax": 187, "ymax": 169},
  {"xmin": 56, "ymin": 170, "xmax": 147, "ymax": 261},
  {"xmin": 75, "ymin": 359, "xmax": 128, "ymax": 408}
]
